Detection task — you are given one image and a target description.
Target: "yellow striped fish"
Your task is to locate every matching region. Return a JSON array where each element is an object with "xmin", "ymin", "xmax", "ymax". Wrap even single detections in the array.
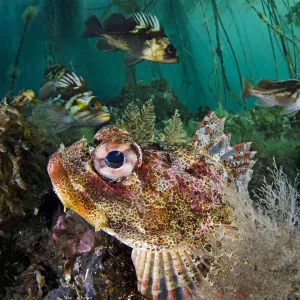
[{"xmin": 39, "ymin": 64, "xmax": 110, "ymax": 132}]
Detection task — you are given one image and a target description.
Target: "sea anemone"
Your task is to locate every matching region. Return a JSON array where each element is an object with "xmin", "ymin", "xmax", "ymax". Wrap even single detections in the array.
[
  {"xmin": 22, "ymin": 5, "xmax": 38, "ymax": 22},
  {"xmin": 7, "ymin": 65, "xmax": 20, "ymax": 79}
]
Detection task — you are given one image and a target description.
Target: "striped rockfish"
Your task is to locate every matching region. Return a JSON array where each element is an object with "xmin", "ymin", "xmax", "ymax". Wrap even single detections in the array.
[
  {"xmin": 39, "ymin": 64, "xmax": 110, "ymax": 132},
  {"xmin": 242, "ymin": 77, "xmax": 300, "ymax": 116},
  {"xmin": 82, "ymin": 12, "xmax": 179, "ymax": 66}
]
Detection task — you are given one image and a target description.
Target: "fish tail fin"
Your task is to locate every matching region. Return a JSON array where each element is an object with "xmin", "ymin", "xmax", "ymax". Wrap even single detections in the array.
[
  {"xmin": 132, "ymin": 248, "xmax": 222, "ymax": 300},
  {"xmin": 194, "ymin": 112, "xmax": 256, "ymax": 189},
  {"xmin": 241, "ymin": 77, "xmax": 254, "ymax": 99},
  {"xmin": 82, "ymin": 15, "xmax": 105, "ymax": 38}
]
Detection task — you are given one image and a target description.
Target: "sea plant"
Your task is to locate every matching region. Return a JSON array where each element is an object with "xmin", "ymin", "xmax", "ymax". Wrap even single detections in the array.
[
  {"xmin": 159, "ymin": 109, "xmax": 187, "ymax": 144},
  {"xmin": 8, "ymin": 3, "xmax": 38, "ymax": 102},
  {"xmin": 117, "ymin": 99, "xmax": 156, "ymax": 142}
]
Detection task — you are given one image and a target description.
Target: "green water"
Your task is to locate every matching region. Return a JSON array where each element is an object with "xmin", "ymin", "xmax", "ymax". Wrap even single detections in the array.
[{"xmin": 2, "ymin": 0, "xmax": 298, "ymax": 112}]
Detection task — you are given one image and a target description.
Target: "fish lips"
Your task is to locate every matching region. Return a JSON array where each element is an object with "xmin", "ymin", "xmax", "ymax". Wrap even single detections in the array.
[
  {"xmin": 163, "ymin": 54, "xmax": 179, "ymax": 63},
  {"xmin": 76, "ymin": 112, "xmax": 110, "ymax": 127}
]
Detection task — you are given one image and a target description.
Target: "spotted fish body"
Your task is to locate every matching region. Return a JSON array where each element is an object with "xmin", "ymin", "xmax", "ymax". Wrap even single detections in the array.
[{"xmin": 47, "ymin": 112, "xmax": 256, "ymax": 299}]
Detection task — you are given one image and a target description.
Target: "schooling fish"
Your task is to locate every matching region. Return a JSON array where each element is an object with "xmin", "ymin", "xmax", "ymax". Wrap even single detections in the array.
[
  {"xmin": 38, "ymin": 64, "xmax": 110, "ymax": 132},
  {"xmin": 82, "ymin": 12, "xmax": 179, "ymax": 66},
  {"xmin": 48, "ymin": 112, "xmax": 256, "ymax": 299},
  {"xmin": 241, "ymin": 77, "xmax": 300, "ymax": 116}
]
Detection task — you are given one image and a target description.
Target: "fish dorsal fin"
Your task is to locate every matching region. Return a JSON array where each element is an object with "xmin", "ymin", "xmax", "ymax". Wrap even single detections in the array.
[
  {"xmin": 103, "ymin": 12, "xmax": 135, "ymax": 32},
  {"xmin": 257, "ymin": 78, "xmax": 275, "ymax": 89},
  {"xmin": 56, "ymin": 72, "xmax": 86, "ymax": 89},
  {"xmin": 194, "ymin": 112, "xmax": 256, "ymax": 188},
  {"xmin": 44, "ymin": 64, "xmax": 68, "ymax": 81},
  {"xmin": 129, "ymin": 12, "xmax": 161, "ymax": 32},
  {"xmin": 258, "ymin": 78, "xmax": 300, "ymax": 90}
]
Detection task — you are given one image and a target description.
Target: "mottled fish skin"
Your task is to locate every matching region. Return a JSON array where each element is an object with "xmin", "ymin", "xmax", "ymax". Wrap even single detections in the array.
[
  {"xmin": 47, "ymin": 112, "xmax": 256, "ymax": 299},
  {"xmin": 82, "ymin": 12, "xmax": 179, "ymax": 66},
  {"xmin": 242, "ymin": 77, "xmax": 300, "ymax": 115}
]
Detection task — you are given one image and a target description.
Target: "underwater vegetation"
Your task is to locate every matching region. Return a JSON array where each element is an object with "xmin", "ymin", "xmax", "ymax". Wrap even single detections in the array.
[
  {"xmin": 285, "ymin": 1, "xmax": 300, "ymax": 27},
  {"xmin": 7, "ymin": 4, "xmax": 37, "ymax": 101}
]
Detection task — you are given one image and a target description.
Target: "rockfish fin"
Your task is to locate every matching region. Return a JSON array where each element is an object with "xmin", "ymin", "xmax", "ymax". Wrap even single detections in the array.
[
  {"xmin": 258, "ymin": 78, "xmax": 300, "ymax": 90},
  {"xmin": 96, "ymin": 39, "xmax": 118, "ymax": 52},
  {"xmin": 131, "ymin": 248, "xmax": 221, "ymax": 300},
  {"xmin": 193, "ymin": 112, "xmax": 256, "ymax": 188},
  {"xmin": 56, "ymin": 72, "xmax": 86, "ymax": 89},
  {"xmin": 257, "ymin": 78, "xmax": 276, "ymax": 89},
  {"xmin": 39, "ymin": 81, "xmax": 58, "ymax": 100},
  {"xmin": 255, "ymin": 98, "xmax": 276, "ymax": 108},
  {"xmin": 102, "ymin": 12, "xmax": 135, "ymax": 32},
  {"xmin": 129, "ymin": 12, "xmax": 161, "ymax": 32},
  {"xmin": 82, "ymin": 15, "xmax": 105, "ymax": 38},
  {"xmin": 281, "ymin": 105, "xmax": 300, "ymax": 117},
  {"xmin": 123, "ymin": 53, "xmax": 143, "ymax": 66},
  {"xmin": 241, "ymin": 77, "xmax": 255, "ymax": 99},
  {"xmin": 47, "ymin": 105, "xmax": 74, "ymax": 133}
]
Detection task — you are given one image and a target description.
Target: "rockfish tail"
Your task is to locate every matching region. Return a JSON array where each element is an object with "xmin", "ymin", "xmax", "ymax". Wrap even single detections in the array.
[{"xmin": 82, "ymin": 12, "xmax": 179, "ymax": 66}]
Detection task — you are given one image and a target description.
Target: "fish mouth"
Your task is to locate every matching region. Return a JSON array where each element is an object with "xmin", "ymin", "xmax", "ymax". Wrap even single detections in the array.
[
  {"xmin": 77, "ymin": 112, "xmax": 110, "ymax": 126},
  {"xmin": 163, "ymin": 56, "xmax": 179, "ymax": 64}
]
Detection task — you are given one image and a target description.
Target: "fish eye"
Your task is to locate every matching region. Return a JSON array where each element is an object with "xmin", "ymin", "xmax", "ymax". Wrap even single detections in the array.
[
  {"xmin": 166, "ymin": 45, "xmax": 175, "ymax": 54},
  {"xmin": 89, "ymin": 101, "xmax": 96, "ymax": 110},
  {"xmin": 105, "ymin": 151, "xmax": 124, "ymax": 169},
  {"xmin": 93, "ymin": 140, "xmax": 142, "ymax": 181}
]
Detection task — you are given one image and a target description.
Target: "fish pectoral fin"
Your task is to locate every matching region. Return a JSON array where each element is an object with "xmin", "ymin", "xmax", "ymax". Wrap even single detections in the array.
[
  {"xmin": 46, "ymin": 105, "xmax": 74, "ymax": 132},
  {"xmin": 39, "ymin": 81, "xmax": 57, "ymax": 100},
  {"xmin": 131, "ymin": 247, "xmax": 221, "ymax": 299},
  {"xmin": 281, "ymin": 105, "xmax": 300, "ymax": 117},
  {"xmin": 96, "ymin": 39, "xmax": 118, "ymax": 52},
  {"xmin": 54, "ymin": 123, "xmax": 72, "ymax": 133},
  {"xmin": 123, "ymin": 53, "xmax": 143, "ymax": 66},
  {"xmin": 255, "ymin": 98, "xmax": 275, "ymax": 107}
]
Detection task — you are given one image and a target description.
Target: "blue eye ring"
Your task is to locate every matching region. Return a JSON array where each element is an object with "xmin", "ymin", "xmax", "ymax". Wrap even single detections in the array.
[{"xmin": 105, "ymin": 150, "xmax": 125, "ymax": 169}]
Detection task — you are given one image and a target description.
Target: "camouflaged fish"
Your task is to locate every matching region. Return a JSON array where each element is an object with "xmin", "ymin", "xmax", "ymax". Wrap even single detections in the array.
[
  {"xmin": 47, "ymin": 112, "xmax": 256, "ymax": 299},
  {"xmin": 242, "ymin": 77, "xmax": 300, "ymax": 116},
  {"xmin": 39, "ymin": 64, "xmax": 110, "ymax": 132},
  {"xmin": 82, "ymin": 12, "xmax": 179, "ymax": 66}
]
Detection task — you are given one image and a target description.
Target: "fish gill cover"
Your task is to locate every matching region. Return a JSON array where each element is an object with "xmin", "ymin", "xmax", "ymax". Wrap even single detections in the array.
[{"xmin": 0, "ymin": 0, "xmax": 300, "ymax": 299}]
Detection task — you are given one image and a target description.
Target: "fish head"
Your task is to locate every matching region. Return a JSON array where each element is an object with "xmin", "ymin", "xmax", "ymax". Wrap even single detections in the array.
[
  {"xmin": 48, "ymin": 124, "xmax": 233, "ymax": 250},
  {"xmin": 143, "ymin": 37, "xmax": 179, "ymax": 64},
  {"xmin": 71, "ymin": 95, "xmax": 110, "ymax": 127}
]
